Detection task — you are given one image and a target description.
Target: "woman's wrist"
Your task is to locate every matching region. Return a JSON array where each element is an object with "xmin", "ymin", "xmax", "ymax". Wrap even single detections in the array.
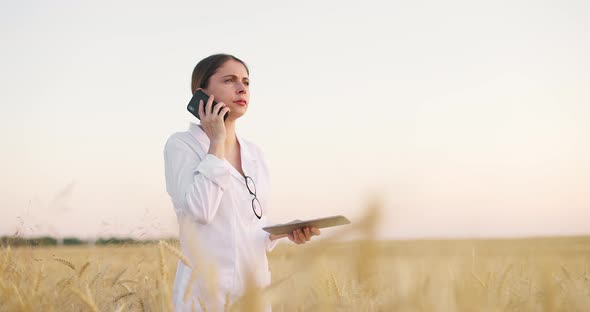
[
  {"xmin": 269, "ymin": 234, "xmax": 288, "ymax": 241},
  {"xmin": 208, "ymin": 141, "xmax": 225, "ymax": 159}
]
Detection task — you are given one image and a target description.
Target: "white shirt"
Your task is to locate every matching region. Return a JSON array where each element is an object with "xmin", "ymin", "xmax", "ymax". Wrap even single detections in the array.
[{"xmin": 164, "ymin": 122, "xmax": 278, "ymax": 311}]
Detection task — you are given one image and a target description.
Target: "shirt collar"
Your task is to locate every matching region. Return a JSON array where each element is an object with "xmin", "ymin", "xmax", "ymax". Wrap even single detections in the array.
[{"xmin": 188, "ymin": 122, "xmax": 258, "ymax": 163}]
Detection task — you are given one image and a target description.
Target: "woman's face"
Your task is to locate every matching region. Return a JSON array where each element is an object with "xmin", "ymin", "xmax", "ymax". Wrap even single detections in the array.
[{"xmin": 203, "ymin": 60, "xmax": 250, "ymax": 121}]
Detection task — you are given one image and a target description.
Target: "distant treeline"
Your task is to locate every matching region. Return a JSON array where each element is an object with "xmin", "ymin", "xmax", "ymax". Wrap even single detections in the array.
[{"xmin": 0, "ymin": 236, "xmax": 165, "ymax": 247}]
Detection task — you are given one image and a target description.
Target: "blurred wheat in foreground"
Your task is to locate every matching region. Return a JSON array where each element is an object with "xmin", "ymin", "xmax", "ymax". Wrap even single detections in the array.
[{"xmin": 1, "ymin": 201, "xmax": 589, "ymax": 311}]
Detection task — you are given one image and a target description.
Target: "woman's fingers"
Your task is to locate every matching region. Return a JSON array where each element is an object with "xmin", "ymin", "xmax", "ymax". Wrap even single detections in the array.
[
  {"xmin": 291, "ymin": 230, "xmax": 301, "ymax": 244},
  {"xmin": 194, "ymin": 88, "xmax": 204, "ymax": 118},
  {"xmin": 296, "ymin": 228, "xmax": 306, "ymax": 242},
  {"xmin": 290, "ymin": 231, "xmax": 301, "ymax": 244},
  {"xmin": 289, "ymin": 227, "xmax": 320, "ymax": 244},
  {"xmin": 311, "ymin": 227, "xmax": 321, "ymax": 236},
  {"xmin": 289, "ymin": 227, "xmax": 321, "ymax": 245},
  {"xmin": 213, "ymin": 101, "xmax": 226, "ymax": 117},
  {"xmin": 205, "ymin": 94, "xmax": 214, "ymax": 117},
  {"xmin": 198, "ymin": 99, "xmax": 205, "ymax": 119},
  {"xmin": 303, "ymin": 227, "xmax": 311, "ymax": 241},
  {"xmin": 217, "ymin": 105, "xmax": 230, "ymax": 120}
]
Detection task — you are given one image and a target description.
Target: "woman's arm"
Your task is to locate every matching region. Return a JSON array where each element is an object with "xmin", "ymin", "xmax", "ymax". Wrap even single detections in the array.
[{"xmin": 164, "ymin": 135, "xmax": 232, "ymax": 224}]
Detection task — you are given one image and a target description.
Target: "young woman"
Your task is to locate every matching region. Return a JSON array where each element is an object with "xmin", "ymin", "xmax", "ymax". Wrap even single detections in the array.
[{"xmin": 164, "ymin": 54, "xmax": 320, "ymax": 311}]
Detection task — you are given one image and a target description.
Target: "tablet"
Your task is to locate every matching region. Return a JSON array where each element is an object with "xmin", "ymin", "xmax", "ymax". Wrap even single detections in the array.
[{"xmin": 262, "ymin": 215, "xmax": 351, "ymax": 235}]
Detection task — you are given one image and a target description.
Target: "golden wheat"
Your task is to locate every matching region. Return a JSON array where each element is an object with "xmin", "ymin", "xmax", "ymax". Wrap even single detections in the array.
[{"xmin": 1, "ymin": 201, "xmax": 589, "ymax": 311}]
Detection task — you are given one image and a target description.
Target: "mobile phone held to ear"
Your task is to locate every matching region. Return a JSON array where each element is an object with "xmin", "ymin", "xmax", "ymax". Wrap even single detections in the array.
[{"xmin": 187, "ymin": 89, "xmax": 228, "ymax": 121}]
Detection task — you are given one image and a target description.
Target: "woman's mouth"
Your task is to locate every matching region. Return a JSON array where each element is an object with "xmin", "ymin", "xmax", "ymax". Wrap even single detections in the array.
[{"xmin": 233, "ymin": 100, "xmax": 247, "ymax": 106}]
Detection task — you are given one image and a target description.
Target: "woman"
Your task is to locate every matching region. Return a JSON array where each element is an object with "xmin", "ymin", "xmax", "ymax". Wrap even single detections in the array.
[{"xmin": 164, "ymin": 54, "xmax": 320, "ymax": 311}]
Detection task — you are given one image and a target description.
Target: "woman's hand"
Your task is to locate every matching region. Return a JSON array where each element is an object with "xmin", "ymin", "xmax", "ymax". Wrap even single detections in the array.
[
  {"xmin": 269, "ymin": 227, "xmax": 321, "ymax": 244},
  {"xmin": 288, "ymin": 227, "xmax": 321, "ymax": 244},
  {"xmin": 198, "ymin": 89, "xmax": 230, "ymax": 158}
]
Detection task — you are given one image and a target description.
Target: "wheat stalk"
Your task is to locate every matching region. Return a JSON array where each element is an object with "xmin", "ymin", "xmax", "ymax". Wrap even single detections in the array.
[
  {"xmin": 33, "ymin": 264, "xmax": 44, "ymax": 295},
  {"xmin": 12, "ymin": 284, "xmax": 26, "ymax": 310},
  {"xmin": 224, "ymin": 292, "xmax": 231, "ymax": 312},
  {"xmin": 157, "ymin": 242, "xmax": 173, "ymax": 311},
  {"xmin": 198, "ymin": 296, "xmax": 208, "ymax": 312},
  {"xmin": 113, "ymin": 303, "xmax": 127, "ymax": 312},
  {"xmin": 56, "ymin": 276, "xmax": 74, "ymax": 291},
  {"xmin": 471, "ymin": 271, "xmax": 487, "ymax": 288},
  {"xmin": 69, "ymin": 285, "xmax": 99, "ymax": 312},
  {"xmin": 90, "ymin": 264, "xmax": 110, "ymax": 288},
  {"xmin": 117, "ymin": 282, "xmax": 131, "ymax": 292},
  {"xmin": 184, "ymin": 270, "xmax": 199, "ymax": 303},
  {"xmin": 160, "ymin": 240, "xmax": 192, "ymax": 269},
  {"xmin": 158, "ymin": 242, "xmax": 168, "ymax": 282},
  {"xmin": 111, "ymin": 268, "xmax": 127, "ymax": 286},
  {"xmin": 138, "ymin": 298, "xmax": 146, "ymax": 312},
  {"xmin": 331, "ymin": 273, "xmax": 342, "ymax": 298}
]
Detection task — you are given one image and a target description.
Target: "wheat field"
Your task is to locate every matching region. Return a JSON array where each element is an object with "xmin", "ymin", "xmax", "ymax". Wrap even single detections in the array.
[
  {"xmin": 1, "ymin": 206, "xmax": 589, "ymax": 311},
  {"xmin": 1, "ymin": 237, "xmax": 589, "ymax": 311}
]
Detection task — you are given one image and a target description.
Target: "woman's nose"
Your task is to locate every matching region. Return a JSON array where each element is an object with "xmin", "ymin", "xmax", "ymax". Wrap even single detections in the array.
[{"xmin": 236, "ymin": 82, "xmax": 247, "ymax": 94}]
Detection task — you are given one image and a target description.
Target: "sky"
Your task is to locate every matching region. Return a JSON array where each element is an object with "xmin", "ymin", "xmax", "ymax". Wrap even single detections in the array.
[{"xmin": 1, "ymin": 0, "xmax": 589, "ymax": 240}]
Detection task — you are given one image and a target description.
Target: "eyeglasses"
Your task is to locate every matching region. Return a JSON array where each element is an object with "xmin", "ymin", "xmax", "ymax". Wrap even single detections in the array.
[{"xmin": 244, "ymin": 175, "xmax": 262, "ymax": 219}]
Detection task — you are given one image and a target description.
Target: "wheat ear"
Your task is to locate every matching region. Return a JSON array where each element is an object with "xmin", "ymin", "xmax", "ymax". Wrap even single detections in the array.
[
  {"xmin": 53, "ymin": 257, "xmax": 76, "ymax": 271},
  {"xmin": 113, "ymin": 291, "xmax": 135, "ymax": 303}
]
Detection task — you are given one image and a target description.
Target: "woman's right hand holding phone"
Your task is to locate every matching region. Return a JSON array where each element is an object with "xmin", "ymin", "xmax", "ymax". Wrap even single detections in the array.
[{"xmin": 198, "ymin": 91, "xmax": 230, "ymax": 159}]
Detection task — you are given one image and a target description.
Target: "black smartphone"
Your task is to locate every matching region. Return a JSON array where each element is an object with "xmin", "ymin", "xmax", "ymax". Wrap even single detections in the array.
[{"xmin": 187, "ymin": 89, "xmax": 228, "ymax": 121}]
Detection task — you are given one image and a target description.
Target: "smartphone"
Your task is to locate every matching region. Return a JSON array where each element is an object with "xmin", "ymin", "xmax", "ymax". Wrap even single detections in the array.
[{"xmin": 187, "ymin": 89, "xmax": 228, "ymax": 121}]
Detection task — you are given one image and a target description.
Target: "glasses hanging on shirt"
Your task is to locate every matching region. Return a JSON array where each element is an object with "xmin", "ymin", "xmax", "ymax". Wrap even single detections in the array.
[{"xmin": 244, "ymin": 176, "xmax": 262, "ymax": 219}]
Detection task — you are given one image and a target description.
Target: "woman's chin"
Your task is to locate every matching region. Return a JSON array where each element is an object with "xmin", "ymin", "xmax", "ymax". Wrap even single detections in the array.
[
  {"xmin": 229, "ymin": 107, "xmax": 247, "ymax": 120},
  {"xmin": 226, "ymin": 112, "xmax": 245, "ymax": 121}
]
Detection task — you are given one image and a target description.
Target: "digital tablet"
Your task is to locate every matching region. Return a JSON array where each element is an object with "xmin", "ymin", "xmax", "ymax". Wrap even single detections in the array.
[{"xmin": 262, "ymin": 215, "xmax": 351, "ymax": 235}]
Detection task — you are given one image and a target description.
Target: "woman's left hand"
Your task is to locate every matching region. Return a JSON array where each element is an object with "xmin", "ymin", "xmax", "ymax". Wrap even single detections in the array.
[{"xmin": 288, "ymin": 226, "xmax": 320, "ymax": 244}]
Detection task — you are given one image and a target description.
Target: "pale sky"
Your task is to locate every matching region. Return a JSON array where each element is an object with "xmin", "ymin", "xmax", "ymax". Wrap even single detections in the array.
[{"xmin": 1, "ymin": 0, "xmax": 589, "ymax": 240}]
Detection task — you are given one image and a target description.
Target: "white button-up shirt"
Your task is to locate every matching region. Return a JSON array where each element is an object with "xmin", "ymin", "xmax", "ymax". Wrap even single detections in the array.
[{"xmin": 164, "ymin": 122, "xmax": 278, "ymax": 311}]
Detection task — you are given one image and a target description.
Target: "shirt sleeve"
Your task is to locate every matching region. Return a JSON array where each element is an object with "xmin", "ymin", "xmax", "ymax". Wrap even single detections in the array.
[
  {"xmin": 259, "ymin": 216, "xmax": 280, "ymax": 252},
  {"xmin": 164, "ymin": 135, "xmax": 232, "ymax": 224}
]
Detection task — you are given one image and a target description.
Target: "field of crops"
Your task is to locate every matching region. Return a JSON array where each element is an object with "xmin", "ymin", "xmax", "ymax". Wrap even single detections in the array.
[{"xmin": 1, "ymin": 234, "xmax": 589, "ymax": 311}]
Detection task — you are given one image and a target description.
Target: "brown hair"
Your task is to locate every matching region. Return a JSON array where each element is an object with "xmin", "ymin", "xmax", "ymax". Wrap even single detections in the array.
[{"xmin": 190, "ymin": 54, "xmax": 249, "ymax": 94}]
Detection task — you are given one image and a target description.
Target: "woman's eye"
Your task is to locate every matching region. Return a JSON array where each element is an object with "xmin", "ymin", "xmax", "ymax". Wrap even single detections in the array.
[{"xmin": 225, "ymin": 79, "xmax": 232, "ymax": 83}]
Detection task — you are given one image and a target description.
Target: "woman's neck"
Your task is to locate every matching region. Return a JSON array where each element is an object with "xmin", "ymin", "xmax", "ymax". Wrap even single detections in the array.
[{"xmin": 223, "ymin": 120, "xmax": 238, "ymax": 149}]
